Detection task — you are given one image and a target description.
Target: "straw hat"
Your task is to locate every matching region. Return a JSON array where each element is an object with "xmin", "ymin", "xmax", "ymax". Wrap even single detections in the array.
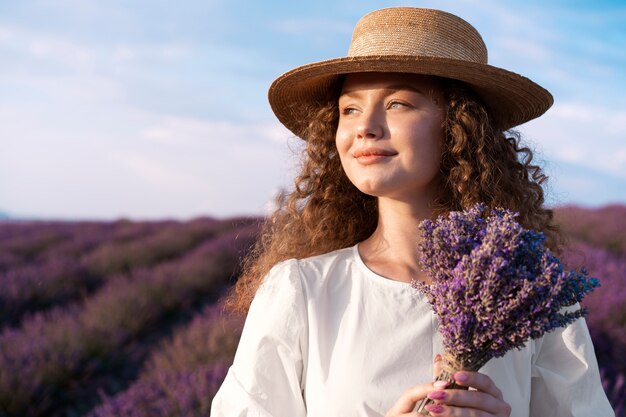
[{"xmin": 268, "ymin": 7, "xmax": 553, "ymax": 137}]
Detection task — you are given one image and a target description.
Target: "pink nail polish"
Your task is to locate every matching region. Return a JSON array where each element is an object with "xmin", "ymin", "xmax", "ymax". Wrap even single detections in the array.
[
  {"xmin": 427, "ymin": 390, "xmax": 446, "ymax": 400},
  {"xmin": 424, "ymin": 404, "xmax": 444, "ymax": 414},
  {"xmin": 455, "ymin": 371, "xmax": 468, "ymax": 382},
  {"xmin": 433, "ymin": 380, "xmax": 448, "ymax": 389}
]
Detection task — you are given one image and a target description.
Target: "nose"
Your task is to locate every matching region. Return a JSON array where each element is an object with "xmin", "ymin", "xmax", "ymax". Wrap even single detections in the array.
[{"xmin": 356, "ymin": 108, "xmax": 384, "ymax": 139}]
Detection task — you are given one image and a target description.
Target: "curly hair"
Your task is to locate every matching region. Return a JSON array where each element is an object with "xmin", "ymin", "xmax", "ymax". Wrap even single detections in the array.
[
  {"xmin": 434, "ymin": 80, "xmax": 558, "ymax": 243},
  {"xmin": 226, "ymin": 76, "xmax": 559, "ymax": 314}
]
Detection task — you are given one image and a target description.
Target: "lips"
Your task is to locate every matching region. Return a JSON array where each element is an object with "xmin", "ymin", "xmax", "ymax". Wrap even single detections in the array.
[{"xmin": 353, "ymin": 147, "xmax": 398, "ymax": 164}]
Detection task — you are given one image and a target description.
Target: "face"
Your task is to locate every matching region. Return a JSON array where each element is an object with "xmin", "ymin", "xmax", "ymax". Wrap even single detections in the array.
[{"xmin": 336, "ymin": 72, "xmax": 444, "ymax": 204}]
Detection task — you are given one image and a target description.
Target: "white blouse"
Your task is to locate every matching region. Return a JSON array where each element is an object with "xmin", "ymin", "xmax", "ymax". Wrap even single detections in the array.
[{"xmin": 211, "ymin": 245, "xmax": 613, "ymax": 417}]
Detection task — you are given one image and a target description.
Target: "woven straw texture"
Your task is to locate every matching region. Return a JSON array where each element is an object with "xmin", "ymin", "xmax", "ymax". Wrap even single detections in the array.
[{"xmin": 268, "ymin": 7, "xmax": 553, "ymax": 138}]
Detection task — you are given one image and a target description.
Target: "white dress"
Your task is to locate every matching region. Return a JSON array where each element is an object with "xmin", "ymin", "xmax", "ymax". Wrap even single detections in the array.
[{"xmin": 211, "ymin": 245, "xmax": 613, "ymax": 417}]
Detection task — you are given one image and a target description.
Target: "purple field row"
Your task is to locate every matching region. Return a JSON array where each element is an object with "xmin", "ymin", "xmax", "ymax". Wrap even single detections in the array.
[
  {"xmin": 0, "ymin": 220, "xmax": 258, "ymax": 417},
  {"xmin": 89, "ymin": 303, "xmax": 243, "ymax": 417},
  {"xmin": 0, "ymin": 217, "xmax": 256, "ymax": 327},
  {"xmin": 0, "ymin": 206, "xmax": 624, "ymax": 416}
]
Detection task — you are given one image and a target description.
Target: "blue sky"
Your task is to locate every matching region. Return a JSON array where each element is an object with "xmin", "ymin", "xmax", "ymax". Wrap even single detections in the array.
[{"xmin": 0, "ymin": 0, "xmax": 624, "ymax": 220}]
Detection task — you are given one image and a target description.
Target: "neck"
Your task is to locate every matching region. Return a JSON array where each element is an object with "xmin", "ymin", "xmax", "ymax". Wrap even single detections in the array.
[{"xmin": 359, "ymin": 197, "xmax": 435, "ymax": 283}]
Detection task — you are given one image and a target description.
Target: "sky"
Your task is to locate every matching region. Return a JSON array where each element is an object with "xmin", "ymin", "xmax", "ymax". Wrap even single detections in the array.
[{"xmin": 0, "ymin": 0, "xmax": 624, "ymax": 220}]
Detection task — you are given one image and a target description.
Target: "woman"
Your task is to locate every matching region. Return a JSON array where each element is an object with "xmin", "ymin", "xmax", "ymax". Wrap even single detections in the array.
[{"xmin": 212, "ymin": 7, "xmax": 613, "ymax": 416}]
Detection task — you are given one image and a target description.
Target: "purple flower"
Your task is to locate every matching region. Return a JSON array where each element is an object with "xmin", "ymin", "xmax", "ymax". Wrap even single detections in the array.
[
  {"xmin": 413, "ymin": 203, "xmax": 599, "ymax": 371},
  {"xmin": 88, "ymin": 363, "xmax": 228, "ymax": 417}
]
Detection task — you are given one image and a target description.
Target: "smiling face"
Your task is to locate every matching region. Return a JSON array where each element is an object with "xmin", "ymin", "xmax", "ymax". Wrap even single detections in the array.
[{"xmin": 335, "ymin": 72, "xmax": 445, "ymax": 205}]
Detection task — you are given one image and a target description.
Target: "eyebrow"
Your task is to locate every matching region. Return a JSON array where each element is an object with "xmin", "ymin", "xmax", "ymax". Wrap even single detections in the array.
[{"xmin": 340, "ymin": 83, "xmax": 427, "ymax": 97}]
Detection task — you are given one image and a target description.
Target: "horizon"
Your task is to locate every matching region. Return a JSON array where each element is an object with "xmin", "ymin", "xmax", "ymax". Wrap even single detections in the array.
[{"xmin": 2, "ymin": 202, "xmax": 625, "ymax": 223}]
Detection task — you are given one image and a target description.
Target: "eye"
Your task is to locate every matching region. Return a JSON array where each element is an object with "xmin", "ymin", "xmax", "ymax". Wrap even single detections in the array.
[
  {"xmin": 387, "ymin": 100, "xmax": 410, "ymax": 110},
  {"xmin": 340, "ymin": 106, "xmax": 359, "ymax": 116}
]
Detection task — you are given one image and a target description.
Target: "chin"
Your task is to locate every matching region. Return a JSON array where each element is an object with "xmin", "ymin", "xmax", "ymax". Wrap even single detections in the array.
[{"xmin": 353, "ymin": 184, "xmax": 388, "ymax": 198}]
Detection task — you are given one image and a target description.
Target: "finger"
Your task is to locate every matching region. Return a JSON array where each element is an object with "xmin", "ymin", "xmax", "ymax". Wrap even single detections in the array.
[
  {"xmin": 423, "ymin": 403, "xmax": 494, "ymax": 417},
  {"xmin": 385, "ymin": 383, "xmax": 438, "ymax": 417},
  {"xmin": 453, "ymin": 371, "xmax": 503, "ymax": 399},
  {"xmin": 427, "ymin": 387, "xmax": 509, "ymax": 415},
  {"xmin": 433, "ymin": 354, "xmax": 443, "ymax": 379},
  {"xmin": 385, "ymin": 377, "xmax": 451, "ymax": 417}
]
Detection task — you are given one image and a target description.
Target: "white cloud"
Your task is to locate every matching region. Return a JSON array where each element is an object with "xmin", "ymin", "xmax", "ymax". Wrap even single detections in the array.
[
  {"xmin": 0, "ymin": 23, "xmax": 194, "ymax": 76},
  {"xmin": 260, "ymin": 122, "xmax": 293, "ymax": 144},
  {"xmin": 522, "ymin": 101, "xmax": 626, "ymax": 180},
  {"xmin": 0, "ymin": 26, "xmax": 15, "ymax": 43},
  {"xmin": 0, "ymin": 113, "xmax": 294, "ymax": 219},
  {"xmin": 550, "ymin": 103, "xmax": 626, "ymax": 136},
  {"xmin": 113, "ymin": 46, "xmax": 135, "ymax": 62},
  {"xmin": 0, "ymin": 24, "xmax": 96, "ymax": 70},
  {"xmin": 28, "ymin": 37, "xmax": 96, "ymax": 68},
  {"xmin": 545, "ymin": 158, "xmax": 626, "ymax": 206},
  {"xmin": 125, "ymin": 116, "xmax": 298, "ymax": 217},
  {"xmin": 158, "ymin": 43, "xmax": 193, "ymax": 60},
  {"xmin": 121, "ymin": 154, "xmax": 206, "ymax": 192},
  {"xmin": 493, "ymin": 37, "xmax": 551, "ymax": 61},
  {"xmin": 138, "ymin": 116, "xmax": 292, "ymax": 146}
]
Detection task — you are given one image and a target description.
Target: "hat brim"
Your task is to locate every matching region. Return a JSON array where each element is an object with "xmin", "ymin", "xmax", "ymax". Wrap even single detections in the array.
[{"xmin": 268, "ymin": 55, "xmax": 553, "ymax": 137}]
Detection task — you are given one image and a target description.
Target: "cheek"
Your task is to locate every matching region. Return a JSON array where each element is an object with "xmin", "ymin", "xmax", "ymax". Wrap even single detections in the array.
[
  {"xmin": 426, "ymin": 134, "xmax": 443, "ymax": 170},
  {"xmin": 423, "ymin": 115, "xmax": 444, "ymax": 154},
  {"xmin": 433, "ymin": 125, "xmax": 444, "ymax": 163},
  {"xmin": 335, "ymin": 130, "xmax": 351, "ymax": 162},
  {"xmin": 335, "ymin": 132, "xmax": 360, "ymax": 184},
  {"xmin": 428, "ymin": 124, "xmax": 443, "ymax": 154},
  {"xmin": 406, "ymin": 119, "xmax": 444, "ymax": 169}
]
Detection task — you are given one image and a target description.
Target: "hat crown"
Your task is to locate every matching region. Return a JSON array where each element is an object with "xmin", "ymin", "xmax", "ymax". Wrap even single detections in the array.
[
  {"xmin": 348, "ymin": 8, "xmax": 488, "ymax": 64},
  {"xmin": 268, "ymin": 7, "xmax": 553, "ymax": 136}
]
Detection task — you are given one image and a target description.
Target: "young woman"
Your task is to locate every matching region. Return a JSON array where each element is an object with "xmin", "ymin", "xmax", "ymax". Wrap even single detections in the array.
[{"xmin": 212, "ymin": 7, "xmax": 613, "ymax": 417}]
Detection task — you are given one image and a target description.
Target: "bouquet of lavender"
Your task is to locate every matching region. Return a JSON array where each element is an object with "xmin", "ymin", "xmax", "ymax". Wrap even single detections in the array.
[{"xmin": 412, "ymin": 203, "xmax": 599, "ymax": 414}]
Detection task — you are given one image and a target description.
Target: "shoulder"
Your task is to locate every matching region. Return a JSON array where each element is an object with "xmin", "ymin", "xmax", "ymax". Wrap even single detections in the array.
[
  {"xmin": 297, "ymin": 245, "xmax": 355, "ymax": 272},
  {"xmin": 244, "ymin": 247, "xmax": 356, "ymax": 341},
  {"xmin": 260, "ymin": 245, "xmax": 357, "ymax": 295}
]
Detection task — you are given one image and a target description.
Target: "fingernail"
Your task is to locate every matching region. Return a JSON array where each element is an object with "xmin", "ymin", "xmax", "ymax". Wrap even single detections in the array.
[
  {"xmin": 427, "ymin": 390, "xmax": 446, "ymax": 400},
  {"xmin": 433, "ymin": 380, "xmax": 448, "ymax": 389},
  {"xmin": 434, "ymin": 354, "xmax": 442, "ymax": 363},
  {"xmin": 424, "ymin": 404, "xmax": 444, "ymax": 414},
  {"xmin": 454, "ymin": 371, "xmax": 468, "ymax": 382}
]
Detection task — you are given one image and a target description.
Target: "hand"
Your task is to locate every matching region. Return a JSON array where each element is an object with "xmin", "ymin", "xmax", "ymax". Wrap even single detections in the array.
[
  {"xmin": 422, "ymin": 371, "xmax": 512, "ymax": 417},
  {"xmin": 385, "ymin": 355, "xmax": 511, "ymax": 417},
  {"xmin": 384, "ymin": 379, "xmax": 450, "ymax": 417},
  {"xmin": 385, "ymin": 355, "xmax": 448, "ymax": 417}
]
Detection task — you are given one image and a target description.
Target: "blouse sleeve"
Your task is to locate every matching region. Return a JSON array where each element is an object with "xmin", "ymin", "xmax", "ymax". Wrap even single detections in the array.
[
  {"xmin": 530, "ymin": 308, "xmax": 614, "ymax": 417},
  {"xmin": 211, "ymin": 259, "xmax": 308, "ymax": 417}
]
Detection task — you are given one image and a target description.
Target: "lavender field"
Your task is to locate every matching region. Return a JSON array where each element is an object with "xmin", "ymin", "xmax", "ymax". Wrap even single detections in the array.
[{"xmin": 0, "ymin": 206, "xmax": 624, "ymax": 416}]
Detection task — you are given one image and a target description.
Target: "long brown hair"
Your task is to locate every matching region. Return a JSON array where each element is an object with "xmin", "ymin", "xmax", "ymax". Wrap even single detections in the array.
[{"xmin": 226, "ymin": 76, "xmax": 558, "ymax": 314}]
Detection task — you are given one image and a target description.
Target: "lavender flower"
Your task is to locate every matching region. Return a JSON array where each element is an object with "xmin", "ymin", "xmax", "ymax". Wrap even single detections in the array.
[
  {"xmin": 413, "ymin": 203, "xmax": 599, "ymax": 372},
  {"xmin": 88, "ymin": 363, "xmax": 228, "ymax": 417}
]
